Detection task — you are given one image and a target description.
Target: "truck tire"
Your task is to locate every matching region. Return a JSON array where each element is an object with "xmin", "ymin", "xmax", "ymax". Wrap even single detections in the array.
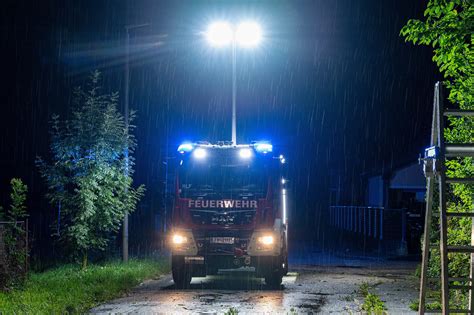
[
  {"xmin": 172, "ymin": 256, "xmax": 192, "ymax": 289},
  {"xmin": 206, "ymin": 266, "xmax": 218, "ymax": 275},
  {"xmin": 264, "ymin": 256, "xmax": 283, "ymax": 288},
  {"xmin": 265, "ymin": 271, "xmax": 283, "ymax": 288}
]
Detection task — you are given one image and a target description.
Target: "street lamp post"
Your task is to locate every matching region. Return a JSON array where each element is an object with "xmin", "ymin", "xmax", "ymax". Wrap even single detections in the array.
[
  {"xmin": 205, "ymin": 21, "xmax": 262, "ymax": 145},
  {"xmin": 123, "ymin": 25, "xmax": 130, "ymax": 263},
  {"xmin": 123, "ymin": 23, "xmax": 149, "ymax": 263},
  {"xmin": 232, "ymin": 41, "xmax": 237, "ymax": 145},
  {"xmin": 121, "ymin": 21, "xmax": 261, "ymax": 261}
]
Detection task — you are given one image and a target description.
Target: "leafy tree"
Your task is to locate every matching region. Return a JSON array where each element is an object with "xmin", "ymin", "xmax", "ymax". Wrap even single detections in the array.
[
  {"xmin": 401, "ymin": 0, "xmax": 473, "ymax": 307},
  {"xmin": 0, "ymin": 178, "xmax": 29, "ymax": 288},
  {"xmin": 37, "ymin": 71, "xmax": 145, "ymax": 269}
]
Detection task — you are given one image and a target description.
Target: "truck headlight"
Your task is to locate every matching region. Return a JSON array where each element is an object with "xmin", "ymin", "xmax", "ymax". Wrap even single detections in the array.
[
  {"xmin": 169, "ymin": 230, "xmax": 198, "ymax": 255},
  {"xmin": 248, "ymin": 231, "xmax": 281, "ymax": 256},
  {"xmin": 257, "ymin": 235, "xmax": 274, "ymax": 246},
  {"xmin": 172, "ymin": 234, "xmax": 187, "ymax": 245}
]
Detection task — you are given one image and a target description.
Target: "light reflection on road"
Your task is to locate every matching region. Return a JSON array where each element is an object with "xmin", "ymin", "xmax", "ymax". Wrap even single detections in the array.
[
  {"xmin": 91, "ymin": 264, "xmax": 417, "ymax": 314},
  {"xmin": 93, "ymin": 270, "xmax": 296, "ymax": 314},
  {"xmin": 158, "ymin": 271, "xmax": 291, "ymax": 314}
]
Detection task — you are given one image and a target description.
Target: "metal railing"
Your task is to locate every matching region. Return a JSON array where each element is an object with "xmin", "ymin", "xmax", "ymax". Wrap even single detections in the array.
[{"xmin": 329, "ymin": 206, "xmax": 407, "ymax": 242}]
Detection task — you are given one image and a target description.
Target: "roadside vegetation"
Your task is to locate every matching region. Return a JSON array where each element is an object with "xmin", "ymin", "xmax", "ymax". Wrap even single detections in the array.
[
  {"xmin": 358, "ymin": 282, "xmax": 386, "ymax": 314},
  {"xmin": 0, "ymin": 71, "xmax": 151, "ymax": 313},
  {"xmin": 0, "ymin": 178, "xmax": 29, "ymax": 289},
  {"xmin": 224, "ymin": 307, "xmax": 239, "ymax": 315},
  {"xmin": 410, "ymin": 298, "xmax": 442, "ymax": 312},
  {"xmin": 409, "ymin": 268, "xmax": 442, "ymax": 311},
  {"xmin": 36, "ymin": 70, "xmax": 145, "ymax": 269},
  {"xmin": 361, "ymin": 293, "xmax": 386, "ymax": 314},
  {"xmin": 401, "ymin": 0, "xmax": 473, "ymax": 309},
  {"xmin": 0, "ymin": 259, "xmax": 169, "ymax": 314}
]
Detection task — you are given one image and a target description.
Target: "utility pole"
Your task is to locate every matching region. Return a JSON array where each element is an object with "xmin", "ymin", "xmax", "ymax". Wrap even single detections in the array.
[
  {"xmin": 123, "ymin": 23, "xmax": 149, "ymax": 263},
  {"xmin": 231, "ymin": 41, "xmax": 237, "ymax": 145}
]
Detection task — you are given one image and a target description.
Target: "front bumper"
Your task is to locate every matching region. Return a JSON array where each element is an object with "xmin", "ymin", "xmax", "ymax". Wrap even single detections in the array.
[
  {"xmin": 170, "ymin": 229, "xmax": 283, "ymax": 277},
  {"xmin": 174, "ymin": 254, "xmax": 282, "ymax": 277}
]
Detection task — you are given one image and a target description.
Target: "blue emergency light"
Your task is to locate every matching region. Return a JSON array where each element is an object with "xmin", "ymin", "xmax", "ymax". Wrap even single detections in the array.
[
  {"xmin": 425, "ymin": 146, "xmax": 440, "ymax": 158},
  {"xmin": 178, "ymin": 141, "xmax": 274, "ymax": 157},
  {"xmin": 177, "ymin": 143, "xmax": 194, "ymax": 154},
  {"xmin": 254, "ymin": 142, "xmax": 272, "ymax": 154}
]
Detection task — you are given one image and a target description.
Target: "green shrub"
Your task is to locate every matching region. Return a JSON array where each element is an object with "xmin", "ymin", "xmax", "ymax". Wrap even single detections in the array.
[
  {"xmin": 361, "ymin": 293, "xmax": 386, "ymax": 314},
  {"xmin": 224, "ymin": 307, "xmax": 239, "ymax": 315},
  {"xmin": 358, "ymin": 281, "xmax": 371, "ymax": 297}
]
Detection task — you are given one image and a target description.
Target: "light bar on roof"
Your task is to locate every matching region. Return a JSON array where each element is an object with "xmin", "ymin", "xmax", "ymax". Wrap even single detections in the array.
[
  {"xmin": 254, "ymin": 142, "xmax": 272, "ymax": 154},
  {"xmin": 177, "ymin": 143, "xmax": 194, "ymax": 154}
]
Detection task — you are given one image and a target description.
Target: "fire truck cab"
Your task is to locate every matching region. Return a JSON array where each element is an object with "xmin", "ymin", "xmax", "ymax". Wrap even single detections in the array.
[{"xmin": 169, "ymin": 141, "xmax": 288, "ymax": 288}]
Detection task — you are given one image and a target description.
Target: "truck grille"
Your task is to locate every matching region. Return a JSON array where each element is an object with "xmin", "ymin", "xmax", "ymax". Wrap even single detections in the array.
[{"xmin": 190, "ymin": 209, "xmax": 256, "ymax": 226}]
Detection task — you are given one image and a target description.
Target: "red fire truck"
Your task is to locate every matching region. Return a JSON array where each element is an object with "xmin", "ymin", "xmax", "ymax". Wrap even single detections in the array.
[{"xmin": 168, "ymin": 141, "xmax": 288, "ymax": 288}]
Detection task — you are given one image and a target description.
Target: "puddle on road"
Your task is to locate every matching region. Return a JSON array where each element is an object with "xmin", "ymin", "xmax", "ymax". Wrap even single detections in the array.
[
  {"xmin": 195, "ymin": 293, "xmax": 223, "ymax": 304},
  {"xmin": 297, "ymin": 296, "xmax": 327, "ymax": 313}
]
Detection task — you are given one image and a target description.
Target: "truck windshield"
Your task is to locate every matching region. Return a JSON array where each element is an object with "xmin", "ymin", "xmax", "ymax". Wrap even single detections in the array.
[{"xmin": 179, "ymin": 160, "xmax": 268, "ymax": 198}]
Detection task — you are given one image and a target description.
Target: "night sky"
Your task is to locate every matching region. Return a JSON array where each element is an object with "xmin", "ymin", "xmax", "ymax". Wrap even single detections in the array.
[{"xmin": 1, "ymin": 0, "xmax": 439, "ymax": 255}]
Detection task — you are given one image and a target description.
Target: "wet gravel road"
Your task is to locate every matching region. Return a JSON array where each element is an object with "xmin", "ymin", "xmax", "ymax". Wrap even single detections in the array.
[{"xmin": 92, "ymin": 253, "xmax": 418, "ymax": 314}]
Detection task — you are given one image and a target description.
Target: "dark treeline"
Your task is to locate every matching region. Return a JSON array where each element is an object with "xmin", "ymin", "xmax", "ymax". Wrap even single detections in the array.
[{"xmin": 0, "ymin": 0, "xmax": 440, "ymax": 266}]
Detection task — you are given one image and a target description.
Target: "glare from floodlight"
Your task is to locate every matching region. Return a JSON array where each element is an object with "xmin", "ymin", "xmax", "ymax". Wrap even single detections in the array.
[
  {"xmin": 193, "ymin": 148, "xmax": 207, "ymax": 159},
  {"xmin": 239, "ymin": 148, "xmax": 252, "ymax": 159},
  {"xmin": 236, "ymin": 21, "xmax": 262, "ymax": 47},
  {"xmin": 206, "ymin": 21, "xmax": 233, "ymax": 47}
]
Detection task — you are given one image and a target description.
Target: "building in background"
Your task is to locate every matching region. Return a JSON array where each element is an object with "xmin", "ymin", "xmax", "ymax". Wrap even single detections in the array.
[
  {"xmin": 367, "ymin": 162, "xmax": 426, "ymax": 209},
  {"xmin": 329, "ymin": 161, "xmax": 426, "ymax": 256},
  {"xmin": 366, "ymin": 161, "xmax": 426, "ymax": 254}
]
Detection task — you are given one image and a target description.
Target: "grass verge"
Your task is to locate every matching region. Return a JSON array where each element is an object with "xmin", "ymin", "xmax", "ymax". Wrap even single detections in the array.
[{"xmin": 0, "ymin": 258, "xmax": 169, "ymax": 314}]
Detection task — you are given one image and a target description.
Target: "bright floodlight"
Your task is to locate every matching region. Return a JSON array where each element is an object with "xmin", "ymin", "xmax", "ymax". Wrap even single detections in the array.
[
  {"xmin": 206, "ymin": 21, "xmax": 233, "ymax": 47},
  {"xmin": 193, "ymin": 148, "xmax": 207, "ymax": 159},
  {"xmin": 236, "ymin": 21, "xmax": 262, "ymax": 47},
  {"xmin": 239, "ymin": 148, "xmax": 252, "ymax": 159}
]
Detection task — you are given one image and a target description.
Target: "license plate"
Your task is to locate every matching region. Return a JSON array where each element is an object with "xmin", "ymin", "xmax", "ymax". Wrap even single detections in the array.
[
  {"xmin": 210, "ymin": 237, "xmax": 234, "ymax": 244},
  {"xmin": 185, "ymin": 256, "xmax": 204, "ymax": 264}
]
